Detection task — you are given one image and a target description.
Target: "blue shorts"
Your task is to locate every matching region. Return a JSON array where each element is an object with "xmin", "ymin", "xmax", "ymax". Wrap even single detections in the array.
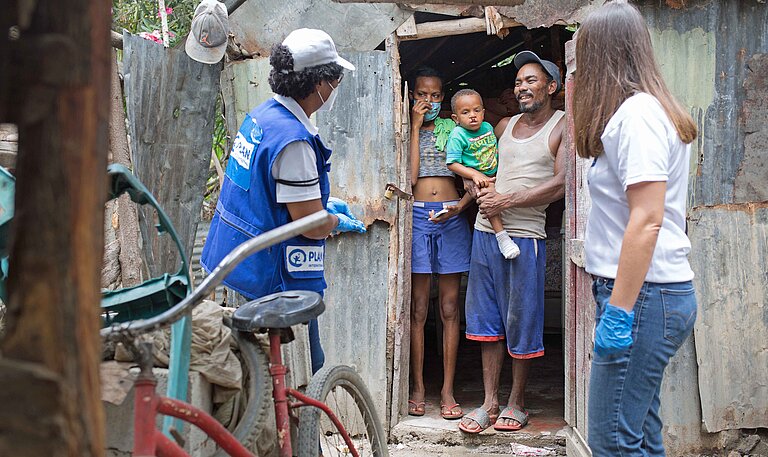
[
  {"xmin": 465, "ymin": 230, "xmax": 546, "ymax": 358},
  {"xmin": 411, "ymin": 201, "xmax": 472, "ymax": 275}
]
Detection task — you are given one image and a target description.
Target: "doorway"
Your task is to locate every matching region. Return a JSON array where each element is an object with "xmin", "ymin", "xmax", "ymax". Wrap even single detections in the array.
[{"xmin": 396, "ymin": 12, "xmax": 573, "ymax": 438}]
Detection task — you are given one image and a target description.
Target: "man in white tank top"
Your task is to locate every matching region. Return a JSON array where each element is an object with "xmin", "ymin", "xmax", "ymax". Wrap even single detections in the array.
[{"xmin": 459, "ymin": 51, "xmax": 567, "ymax": 434}]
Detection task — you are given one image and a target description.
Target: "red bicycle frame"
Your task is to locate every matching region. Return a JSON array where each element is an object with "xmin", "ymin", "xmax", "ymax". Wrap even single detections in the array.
[
  {"xmin": 131, "ymin": 348, "xmax": 255, "ymax": 457},
  {"xmin": 266, "ymin": 330, "xmax": 360, "ymax": 457},
  {"xmin": 131, "ymin": 332, "xmax": 362, "ymax": 457}
]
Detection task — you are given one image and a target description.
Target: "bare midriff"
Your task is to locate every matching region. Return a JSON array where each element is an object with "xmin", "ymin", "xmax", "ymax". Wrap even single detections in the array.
[{"xmin": 412, "ymin": 176, "xmax": 460, "ymax": 202}]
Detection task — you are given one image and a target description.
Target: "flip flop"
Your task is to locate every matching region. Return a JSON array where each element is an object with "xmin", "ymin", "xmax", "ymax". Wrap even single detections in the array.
[
  {"xmin": 493, "ymin": 406, "xmax": 529, "ymax": 431},
  {"xmin": 458, "ymin": 407, "xmax": 498, "ymax": 434},
  {"xmin": 407, "ymin": 400, "xmax": 425, "ymax": 417},
  {"xmin": 440, "ymin": 403, "xmax": 464, "ymax": 420}
]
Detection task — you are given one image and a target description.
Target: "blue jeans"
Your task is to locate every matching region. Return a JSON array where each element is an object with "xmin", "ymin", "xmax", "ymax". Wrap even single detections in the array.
[{"xmin": 588, "ymin": 277, "xmax": 697, "ymax": 457}]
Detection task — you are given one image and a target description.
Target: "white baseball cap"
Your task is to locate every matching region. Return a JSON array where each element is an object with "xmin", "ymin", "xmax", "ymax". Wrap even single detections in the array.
[
  {"xmin": 282, "ymin": 28, "xmax": 355, "ymax": 72},
  {"xmin": 185, "ymin": 0, "xmax": 229, "ymax": 64}
]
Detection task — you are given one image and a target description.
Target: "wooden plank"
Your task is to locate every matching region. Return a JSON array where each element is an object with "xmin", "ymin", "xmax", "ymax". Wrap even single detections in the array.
[
  {"xmin": 396, "ymin": 15, "xmax": 418, "ymax": 38},
  {"xmin": 562, "ymin": 37, "xmax": 577, "ymax": 427},
  {"xmin": 399, "ymin": 16, "xmax": 522, "ymax": 41},
  {"xmin": 0, "ymin": 0, "xmax": 110, "ymax": 454},
  {"xmin": 689, "ymin": 204, "xmax": 768, "ymax": 431},
  {"xmin": 386, "ymin": 34, "xmax": 414, "ymax": 430}
]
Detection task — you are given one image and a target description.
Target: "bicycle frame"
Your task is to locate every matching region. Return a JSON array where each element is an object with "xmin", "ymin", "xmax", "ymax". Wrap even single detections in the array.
[
  {"xmin": 131, "ymin": 342, "xmax": 255, "ymax": 457},
  {"xmin": 265, "ymin": 330, "xmax": 361, "ymax": 457}
]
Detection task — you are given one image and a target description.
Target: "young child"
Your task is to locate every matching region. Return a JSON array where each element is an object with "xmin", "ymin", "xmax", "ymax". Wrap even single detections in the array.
[{"xmin": 446, "ymin": 89, "xmax": 519, "ymax": 259}]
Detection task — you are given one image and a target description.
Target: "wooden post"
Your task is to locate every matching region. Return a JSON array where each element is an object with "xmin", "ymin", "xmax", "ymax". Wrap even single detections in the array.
[{"xmin": 0, "ymin": 0, "xmax": 110, "ymax": 455}]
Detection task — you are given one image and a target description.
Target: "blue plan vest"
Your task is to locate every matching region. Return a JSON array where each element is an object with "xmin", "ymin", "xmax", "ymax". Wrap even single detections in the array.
[{"xmin": 200, "ymin": 98, "xmax": 331, "ymax": 300}]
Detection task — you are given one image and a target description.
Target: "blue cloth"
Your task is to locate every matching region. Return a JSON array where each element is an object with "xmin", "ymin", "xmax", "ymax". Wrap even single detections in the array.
[
  {"xmin": 588, "ymin": 277, "xmax": 696, "ymax": 457},
  {"xmin": 464, "ymin": 231, "xmax": 545, "ymax": 358},
  {"xmin": 411, "ymin": 201, "xmax": 471, "ymax": 274},
  {"xmin": 201, "ymin": 98, "xmax": 332, "ymax": 299}
]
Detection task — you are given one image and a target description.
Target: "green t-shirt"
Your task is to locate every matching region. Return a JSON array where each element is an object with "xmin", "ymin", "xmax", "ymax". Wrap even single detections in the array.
[{"xmin": 445, "ymin": 121, "xmax": 498, "ymax": 176}]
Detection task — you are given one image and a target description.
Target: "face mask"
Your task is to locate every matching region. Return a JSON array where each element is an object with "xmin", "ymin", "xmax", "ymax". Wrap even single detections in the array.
[
  {"xmin": 317, "ymin": 81, "xmax": 338, "ymax": 112},
  {"xmin": 423, "ymin": 101, "xmax": 442, "ymax": 122}
]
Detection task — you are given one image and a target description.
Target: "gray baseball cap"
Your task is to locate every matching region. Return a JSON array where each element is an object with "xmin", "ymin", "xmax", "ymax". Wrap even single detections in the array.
[
  {"xmin": 513, "ymin": 50, "xmax": 562, "ymax": 95},
  {"xmin": 185, "ymin": 0, "xmax": 229, "ymax": 64}
]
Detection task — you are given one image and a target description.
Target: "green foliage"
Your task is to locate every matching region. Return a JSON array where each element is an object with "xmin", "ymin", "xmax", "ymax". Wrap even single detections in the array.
[
  {"xmin": 112, "ymin": 0, "xmax": 197, "ymax": 46},
  {"xmin": 112, "ymin": 0, "xmax": 229, "ymax": 208}
]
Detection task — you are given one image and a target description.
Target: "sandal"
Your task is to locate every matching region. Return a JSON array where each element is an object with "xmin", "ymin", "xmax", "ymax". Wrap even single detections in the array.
[
  {"xmin": 440, "ymin": 403, "xmax": 464, "ymax": 420},
  {"xmin": 408, "ymin": 400, "xmax": 426, "ymax": 417},
  {"xmin": 493, "ymin": 406, "xmax": 529, "ymax": 431},
  {"xmin": 458, "ymin": 407, "xmax": 498, "ymax": 434}
]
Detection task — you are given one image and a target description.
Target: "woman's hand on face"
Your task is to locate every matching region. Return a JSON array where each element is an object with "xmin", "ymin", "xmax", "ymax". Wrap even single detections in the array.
[
  {"xmin": 428, "ymin": 204, "xmax": 460, "ymax": 223},
  {"xmin": 477, "ymin": 185, "xmax": 508, "ymax": 218},
  {"xmin": 411, "ymin": 100, "xmax": 430, "ymax": 129}
]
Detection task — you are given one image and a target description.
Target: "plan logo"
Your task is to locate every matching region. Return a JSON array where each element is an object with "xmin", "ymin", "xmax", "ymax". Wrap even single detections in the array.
[{"xmin": 286, "ymin": 246, "xmax": 324, "ymax": 272}]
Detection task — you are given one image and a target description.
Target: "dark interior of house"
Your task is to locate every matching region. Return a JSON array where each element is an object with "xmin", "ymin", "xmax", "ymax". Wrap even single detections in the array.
[{"xmin": 398, "ymin": 13, "xmax": 573, "ymax": 432}]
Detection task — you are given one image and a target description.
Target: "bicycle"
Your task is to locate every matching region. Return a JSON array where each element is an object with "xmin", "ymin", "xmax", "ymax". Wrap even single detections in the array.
[{"xmin": 102, "ymin": 210, "xmax": 388, "ymax": 457}]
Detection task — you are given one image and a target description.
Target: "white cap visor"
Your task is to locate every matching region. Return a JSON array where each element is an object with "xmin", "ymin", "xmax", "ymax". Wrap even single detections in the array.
[{"xmin": 185, "ymin": 35, "xmax": 226, "ymax": 65}]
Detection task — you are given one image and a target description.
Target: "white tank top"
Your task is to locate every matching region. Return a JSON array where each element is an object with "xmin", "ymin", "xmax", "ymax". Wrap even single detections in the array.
[{"xmin": 475, "ymin": 110, "xmax": 564, "ymax": 238}]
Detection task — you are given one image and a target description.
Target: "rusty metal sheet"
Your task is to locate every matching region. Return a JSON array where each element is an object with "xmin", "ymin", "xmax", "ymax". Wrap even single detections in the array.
[
  {"xmin": 734, "ymin": 54, "xmax": 768, "ymax": 203},
  {"xmin": 315, "ymin": 50, "xmax": 397, "ymax": 430},
  {"xmin": 689, "ymin": 204, "xmax": 768, "ymax": 432},
  {"xmin": 496, "ymin": 0, "xmax": 604, "ymax": 28},
  {"xmin": 640, "ymin": 1, "xmax": 768, "ymax": 206},
  {"xmin": 229, "ymin": 0, "xmax": 411, "ymax": 55},
  {"xmin": 123, "ymin": 33, "xmax": 221, "ymax": 275}
]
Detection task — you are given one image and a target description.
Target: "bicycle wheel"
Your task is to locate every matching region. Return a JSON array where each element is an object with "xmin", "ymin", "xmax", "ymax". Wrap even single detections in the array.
[
  {"xmin": 212, "ymin": 329, "xmax": 271, "ymax": 456},
  {"xmin": 297, "ymin": 365, "xmax": 388, "ymax": 457}
]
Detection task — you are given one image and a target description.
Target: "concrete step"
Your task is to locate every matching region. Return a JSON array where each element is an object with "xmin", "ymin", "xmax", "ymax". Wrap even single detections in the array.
[{"xmin": 390, "ymin": 415, "xmax": 567, "ymax": 456}]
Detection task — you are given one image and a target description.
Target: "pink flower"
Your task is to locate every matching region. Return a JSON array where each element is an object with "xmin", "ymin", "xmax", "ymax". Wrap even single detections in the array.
[
  {"xmin": 139, "ymin": 31, "xmax": 163, "ymax": 43},
  {"xmin": 157, "ymin": 6, "xmax": 173, "ymax": 17}
]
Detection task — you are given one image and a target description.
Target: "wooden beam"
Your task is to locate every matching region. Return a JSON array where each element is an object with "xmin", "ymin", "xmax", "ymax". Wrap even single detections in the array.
[
  {"xmin": 0, "ymin": 0, "xmax": 109, "ymax": 455},
  {"xmin": 396, "ymin": 15, "xmax": 418, "ymax": 38},
  {"xmin": 398, "ymin": 16, "xmax": 522, "ymax": 41}
]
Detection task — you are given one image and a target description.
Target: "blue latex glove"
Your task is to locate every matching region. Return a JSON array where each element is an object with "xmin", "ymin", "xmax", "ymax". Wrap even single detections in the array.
[
  {"xmin": 334, "ymin": 213, "xmax": 366, "ymax": 234},
  {"xmin": 326, "ymin": 197, "xmax": 354, "ymax": 218},
  {"xmin": 594, "ymin": 303, "xmax": 635, "ymax": 357}
]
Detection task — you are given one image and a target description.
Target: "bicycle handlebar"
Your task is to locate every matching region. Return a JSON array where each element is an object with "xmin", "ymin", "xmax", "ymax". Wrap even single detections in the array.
[{"xmin": 101, "ymin": 210, "xmax": 334, "ymax": 341}]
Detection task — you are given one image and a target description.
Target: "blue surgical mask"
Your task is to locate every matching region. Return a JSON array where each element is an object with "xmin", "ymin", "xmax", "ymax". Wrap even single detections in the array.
[{"xmin": 424, "ymin": 102, "xmax": 442, "ymax": 122}]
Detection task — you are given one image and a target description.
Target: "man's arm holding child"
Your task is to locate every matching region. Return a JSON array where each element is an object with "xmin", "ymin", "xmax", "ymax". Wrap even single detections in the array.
[{"xmin": 477, "ymin": 117, "xmax": 566, "ymax": 218}]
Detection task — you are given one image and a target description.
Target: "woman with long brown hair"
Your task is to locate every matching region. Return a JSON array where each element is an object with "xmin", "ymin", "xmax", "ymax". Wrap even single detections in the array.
[{"xmin": 573, "ymin": 2, "xmax": 698, "ymax": 455}]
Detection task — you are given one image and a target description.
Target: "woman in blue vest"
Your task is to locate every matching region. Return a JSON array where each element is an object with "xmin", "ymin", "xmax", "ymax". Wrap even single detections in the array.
[{"xmin": 201, "ymin": 28, "xmax": 365, "ymax": 374}]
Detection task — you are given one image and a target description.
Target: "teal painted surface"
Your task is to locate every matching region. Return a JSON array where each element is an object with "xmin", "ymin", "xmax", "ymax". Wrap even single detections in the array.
[{"xmin": 638, "ymin": 0, "xmax": 768, "ymax": 443}]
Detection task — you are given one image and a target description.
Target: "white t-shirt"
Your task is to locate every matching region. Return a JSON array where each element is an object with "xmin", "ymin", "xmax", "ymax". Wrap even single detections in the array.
[
  {"xmin": 584, "ymin": 92, "xmax": 694, "ymax": 283},
  {"xmin": 271, "ymin": 95, "xmax": 322, "ymax": 203}
]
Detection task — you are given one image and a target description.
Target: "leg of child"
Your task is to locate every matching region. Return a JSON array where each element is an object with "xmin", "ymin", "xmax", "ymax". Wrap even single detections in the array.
[{"xmin": 490, "ymin": 215, "xmax": 519, "ymax": 259}]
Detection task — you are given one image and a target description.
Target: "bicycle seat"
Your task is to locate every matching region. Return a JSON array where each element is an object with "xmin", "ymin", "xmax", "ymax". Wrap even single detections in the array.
[{"xmin": 232, "ymin": 290, "xmax": 325, "ymax": 331}]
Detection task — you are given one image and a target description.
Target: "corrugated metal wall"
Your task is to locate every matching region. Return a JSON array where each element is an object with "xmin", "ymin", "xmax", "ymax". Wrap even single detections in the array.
[
  {"xmin": 316, "ymin": 51, "xmax": 398, "ymax": 430},
  {"xmin": 637, "ymin": 0, "xmax": 768, "ymax": 448}
]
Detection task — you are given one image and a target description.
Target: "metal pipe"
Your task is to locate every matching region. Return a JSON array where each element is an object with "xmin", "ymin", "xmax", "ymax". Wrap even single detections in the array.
[
  {"xmin": 101, "ymin": 210, "xmax": 334, "ymax": 340},
  {"xmin": 269, "ymin": 330, "xmax": 293, "ymax": 457}
]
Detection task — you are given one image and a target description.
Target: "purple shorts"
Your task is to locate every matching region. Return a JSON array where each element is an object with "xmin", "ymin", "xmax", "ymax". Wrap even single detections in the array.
[
  {"xmin": 411, "ymin": 201, "xmax": 472, "ymax": 275},
  {"xmin": 465, "ymin": 230, "xmax": 546, "ymax": 359}
]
